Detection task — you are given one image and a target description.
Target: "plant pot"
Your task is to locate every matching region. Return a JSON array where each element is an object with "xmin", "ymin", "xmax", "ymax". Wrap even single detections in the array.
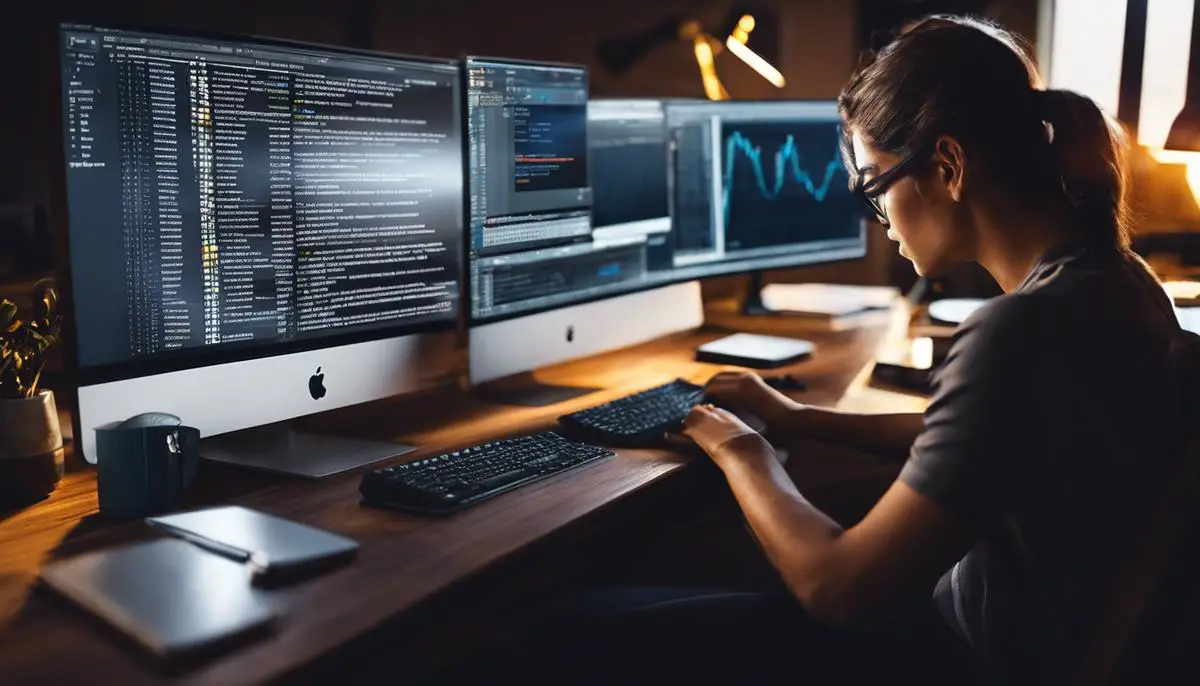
[{"xmin": 0, "ymin": 390, "xmax": 65, "ymax": 506}]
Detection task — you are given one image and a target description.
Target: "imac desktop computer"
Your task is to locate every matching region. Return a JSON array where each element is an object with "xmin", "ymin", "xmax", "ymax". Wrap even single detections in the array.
[
  {"xmin": 57, "ymin": 24, "xmax": 465, "ymax": 476},
  {"xmin": 463, "ymin": 62, "xmax": 704, "ymax": 403}
]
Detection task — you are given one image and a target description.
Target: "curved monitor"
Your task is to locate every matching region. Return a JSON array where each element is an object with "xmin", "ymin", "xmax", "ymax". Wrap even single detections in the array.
[
  {"xmin": 465, "ymin": 92, "xmax": 864, "ymax": 390},
  {"xmin": 57, "ymin": 24, "xmax": 464, "ymax": 473}
]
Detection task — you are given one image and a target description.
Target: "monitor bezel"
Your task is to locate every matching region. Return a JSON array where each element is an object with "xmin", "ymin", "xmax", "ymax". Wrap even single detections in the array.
[
  {"xmin": 463, "ymin": 96, "xmax": 867, "ymax": 328},
  {"xmin": 51, "ymin": 22, "xmax": 466, "ymax": 388}
]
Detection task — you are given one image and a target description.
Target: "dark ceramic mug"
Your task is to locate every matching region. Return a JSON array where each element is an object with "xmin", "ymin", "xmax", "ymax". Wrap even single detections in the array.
[{"xmin": 95, "ymin": 413, "xmax": 200, "ymax": 517}]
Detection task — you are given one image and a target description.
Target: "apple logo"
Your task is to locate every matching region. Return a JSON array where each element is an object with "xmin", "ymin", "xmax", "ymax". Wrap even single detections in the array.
[
  {"xmin": 309, "ymin": 366, "xmax": 327, "ymax": 400},
  {"xmin": 565, "ymin": 325, "xmax": 574, "ymax": 343}
]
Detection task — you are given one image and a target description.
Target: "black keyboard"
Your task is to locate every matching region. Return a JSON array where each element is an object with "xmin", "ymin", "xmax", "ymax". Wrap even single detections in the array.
[
  {"xmin": 557, "ymin": 378, "xmax": 706, "ymax": 447},
  {"xmin": 359, "ymin": 431, "xmax": 613, "ymax": 516}
]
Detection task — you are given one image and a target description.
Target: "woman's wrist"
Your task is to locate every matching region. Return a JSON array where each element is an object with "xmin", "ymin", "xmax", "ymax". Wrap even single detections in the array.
[{"xmin": 713, "ymin": 432, "xmax": 776, "ymax": 471}]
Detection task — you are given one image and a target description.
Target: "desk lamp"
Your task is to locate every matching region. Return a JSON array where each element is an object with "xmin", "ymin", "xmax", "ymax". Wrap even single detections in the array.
[
  {"xmin": 1120, "ymin": 0, "xmax": 1200, "ymax": 263},
  {"xmin": 596, "ymin": 3, "xmax": 785, "ymax": 100},
  {"xmin": 1163, "ymin": 2, "xmax": 1200, "ymax": 152}
]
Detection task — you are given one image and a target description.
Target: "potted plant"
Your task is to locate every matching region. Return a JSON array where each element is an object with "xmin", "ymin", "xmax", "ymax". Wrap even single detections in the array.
[{"xmin": 0, "ymin": 278, "xmax": 64, "ymax": 505}]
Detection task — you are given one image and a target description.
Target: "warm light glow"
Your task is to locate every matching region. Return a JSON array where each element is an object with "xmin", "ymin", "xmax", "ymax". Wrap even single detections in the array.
[
  {"xmin": 731, "ymin": 14, "xmax": 756, "ymax": 44},
  {"xmin": 693, "ymin": 34, "xmax": 729, "ymax": 100},
  {"xmin": 911, "ymin": 337, "xmax": 934, "ymax": 370},
  {"xmin": 1151, "ymin": 149, "xmax": 1200, "ymax": 202},
  {"xmin": 724, "ymin": 35, "xmax": 786, "ymax": 88},
  {"xmin": 677, "ymin": 18, "xmax": 702, "ymax": 40}
]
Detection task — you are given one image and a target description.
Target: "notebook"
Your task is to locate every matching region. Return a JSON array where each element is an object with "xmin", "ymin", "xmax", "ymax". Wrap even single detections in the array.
[
  {"xmin": 39, "ymin": 538, "xmax": 277, "ymax": 661},
  {"xmin": 759, "ymin": 283, "xmax": 900, "ymax": 318},
  {"xmin": 695, "ymin": 333, "xmax": 814, "ymax": 368},
  {"xmin": 146, "ymin": 505, "xmax": 358, "ymax": 586}
]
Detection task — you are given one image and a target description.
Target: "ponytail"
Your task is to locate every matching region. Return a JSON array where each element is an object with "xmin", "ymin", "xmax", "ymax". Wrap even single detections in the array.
[
  {"xmin": 839, "ymin": 16, "xmax": 1135, "ymax": 252},
  {"xmin": 1036, "ymin": 88, "xmax": 1133, "ymax": 251}
]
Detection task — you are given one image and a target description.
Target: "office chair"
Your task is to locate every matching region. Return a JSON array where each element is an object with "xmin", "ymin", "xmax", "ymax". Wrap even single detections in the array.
[{"xmin": 1072, "ymin": 330, "xmax": 1200, "ymax": 685}]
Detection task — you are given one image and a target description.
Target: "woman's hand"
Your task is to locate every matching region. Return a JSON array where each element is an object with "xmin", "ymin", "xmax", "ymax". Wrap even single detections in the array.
[
  {"xmin": 681, "ymin": 403, "xmax": 775, "ymax": 470},
  {"xmin": 703, "ymin": 371, "xmax": 799, "ymax": 434}
]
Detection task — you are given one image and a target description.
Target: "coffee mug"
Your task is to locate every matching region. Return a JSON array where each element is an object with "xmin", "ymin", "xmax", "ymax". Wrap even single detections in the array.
[{"xmin": 95, "ymin": 413, "xmax": 201, "ymax": 517}]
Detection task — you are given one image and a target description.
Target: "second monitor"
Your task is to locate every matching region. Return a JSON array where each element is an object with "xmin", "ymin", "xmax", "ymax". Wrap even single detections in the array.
[{"xmin": 464, "ymin": 62, "xmax": 704, "ymax": 401}]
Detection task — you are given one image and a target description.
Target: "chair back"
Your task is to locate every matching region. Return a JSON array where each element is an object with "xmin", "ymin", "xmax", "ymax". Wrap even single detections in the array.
[{"xmin": 1072, "ymin": 330, "xmax": 1200, "ymax": 685}]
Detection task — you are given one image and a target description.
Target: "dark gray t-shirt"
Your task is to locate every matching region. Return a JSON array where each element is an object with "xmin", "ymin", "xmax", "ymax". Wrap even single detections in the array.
[{"xmin": 899, "ymin": 243, "xmax": 1185, "ymax": 683}]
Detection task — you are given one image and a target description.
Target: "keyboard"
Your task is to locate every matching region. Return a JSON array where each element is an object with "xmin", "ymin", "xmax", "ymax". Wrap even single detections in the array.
[
  {"xmin": 557, "ymin": 378, "xmax": 706, "ymax": 447},
  {"xmin": 359, "ymin": 431, "xmax": 614, "ymax": 516}
]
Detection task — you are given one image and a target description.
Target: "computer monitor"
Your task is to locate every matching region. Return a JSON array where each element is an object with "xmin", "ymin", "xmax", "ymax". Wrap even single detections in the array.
[
  {"xmin": 56, "ymin": 24, "xmax": 465, "ymax": 476},
  {"xmin": 661, "ymin": 100, "xmax": 867, "ymax": 362},
  {"xmin": 661, "ymin": 99, "xmax": 866, "ymax": 289},
  {"xmin": 463, "ymin": 61, "xmax": 704, "ymax": 401}
]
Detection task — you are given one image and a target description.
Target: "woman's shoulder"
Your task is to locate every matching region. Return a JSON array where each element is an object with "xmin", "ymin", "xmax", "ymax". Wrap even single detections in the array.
[
  {"xmin": 952, "ymin": 247, "xmax": 1178, "ymax": 362},
  {"xmin": 940, "ymin": 294, "xmax": 1050, "ymax": 372},
  {"xmin": 956, "ymin": 290, "xmax": 1048, "ymax": 336}
]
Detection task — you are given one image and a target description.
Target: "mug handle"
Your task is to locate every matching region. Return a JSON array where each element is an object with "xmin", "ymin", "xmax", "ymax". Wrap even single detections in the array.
[{"xmin": 175, "ymin": 426, "xmax": 202, "ymax": 490}]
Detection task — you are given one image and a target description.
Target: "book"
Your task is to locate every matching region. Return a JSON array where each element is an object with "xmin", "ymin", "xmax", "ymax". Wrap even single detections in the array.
[
  {"xmin": 147, "ymin": 505, "xmax": 358, "ymax": 586},
  {"xmin": 759, "ymin": 283, "xmax": 901, "ymax": 318},
  {"xmin": 39, "ymin": 538, "xmax": 276, "ymax": 662}
]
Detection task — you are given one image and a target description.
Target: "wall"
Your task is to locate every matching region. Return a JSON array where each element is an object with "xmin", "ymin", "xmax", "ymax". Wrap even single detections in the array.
[{"xmin": 5, "ymin": 0, "xmax": 878, "ymax": 290}]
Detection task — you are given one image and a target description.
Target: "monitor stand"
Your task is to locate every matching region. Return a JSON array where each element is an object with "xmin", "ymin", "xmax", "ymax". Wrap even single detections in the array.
[
  {"xmin": 739, "ymin": 269, "xmax": 775, "ymax": 316},
  {"xmin": 200, "ymin": 421, "xmax": 414, "ymax": 479},
  {"xmin": 697, "ymin": 270, "xmax": 817, "ymax": 369},
  {"xmin": 470, "ymin": 372, "xmax": 602, "ymax": 408}
]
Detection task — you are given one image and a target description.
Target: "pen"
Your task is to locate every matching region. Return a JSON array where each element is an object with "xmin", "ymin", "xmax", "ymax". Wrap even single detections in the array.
[{"xmin": 170, "ymin": 530, "xmax": 252, "ymax": 564}]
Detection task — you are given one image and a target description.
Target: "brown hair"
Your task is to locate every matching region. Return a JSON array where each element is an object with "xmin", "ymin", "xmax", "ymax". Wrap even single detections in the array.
[{"xmin": 838, "ymin": 15, "xmax": 1132, "ymax": 251}]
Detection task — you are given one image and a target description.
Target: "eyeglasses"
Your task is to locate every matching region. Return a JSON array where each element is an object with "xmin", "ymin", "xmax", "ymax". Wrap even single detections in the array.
[{"xmin": 852, "ymin": 146, "xmax": 929, "ymax": 227}]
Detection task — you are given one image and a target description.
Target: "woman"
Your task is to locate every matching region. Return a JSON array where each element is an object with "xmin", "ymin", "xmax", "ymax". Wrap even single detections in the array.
[
  {"xmin": 473, "ymin": 14, "xmax": 1186, "ymax": 686},
  {"xmin": 681, "ymin": 13, "xmax": 1186, "ymax": 684}
]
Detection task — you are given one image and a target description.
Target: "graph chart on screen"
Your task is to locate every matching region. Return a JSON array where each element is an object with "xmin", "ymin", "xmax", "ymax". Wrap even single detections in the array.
[{"xmin": 720, "ymin": 121, "xmax": 854, "ymax": 252}]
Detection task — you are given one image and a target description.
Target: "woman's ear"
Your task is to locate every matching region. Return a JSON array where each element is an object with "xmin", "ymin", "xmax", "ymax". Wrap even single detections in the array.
[{"xmin": 932, "ymin": 135, "xmax": 966, "ymax": 202}]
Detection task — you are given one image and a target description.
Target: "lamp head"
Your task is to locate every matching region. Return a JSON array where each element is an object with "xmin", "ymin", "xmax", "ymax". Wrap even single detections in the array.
[
  {"xmin": 1165, "ymin": 106, "xmax": 1200, "ymax": 153},
  {"xmin": 1163, "ymin": 0, "xmax": 1200, "ymax": 152}
]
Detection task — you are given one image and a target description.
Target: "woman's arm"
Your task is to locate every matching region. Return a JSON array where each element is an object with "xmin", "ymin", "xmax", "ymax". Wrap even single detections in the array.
[
  {"xmin": 702, "ymin": 372, "xmax": 924, "ymax": 458},
  {"xmin": 682, "ymin": 407, "xmax": 977, "ymax": 627},
  {"xmin": 790, "ymin": 407, "xmax": 924, "ymax": 458}
]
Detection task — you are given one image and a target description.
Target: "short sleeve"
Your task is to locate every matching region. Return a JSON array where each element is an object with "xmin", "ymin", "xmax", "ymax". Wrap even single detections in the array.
[{"xmin": 900, "ymin": 297, "xmax": 1046, "ymax": 525}]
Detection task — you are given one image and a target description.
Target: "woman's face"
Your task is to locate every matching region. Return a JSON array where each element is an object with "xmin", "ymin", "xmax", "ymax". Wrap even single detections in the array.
[{"xmin": 850, "ymin": 133, "xmax": 969, "ymax": 278}]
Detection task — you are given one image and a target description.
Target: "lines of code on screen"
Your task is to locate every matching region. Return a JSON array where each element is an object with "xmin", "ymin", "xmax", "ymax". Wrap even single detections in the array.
[{"xmin": 511, "ymin": 104, "xmax": 587, "ymax": 192}]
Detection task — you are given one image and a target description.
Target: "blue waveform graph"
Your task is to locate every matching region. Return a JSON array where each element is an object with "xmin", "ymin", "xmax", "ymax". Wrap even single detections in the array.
[{"xmin": 719, "ymin": 121, "xmax": 861, "ymax": 253}]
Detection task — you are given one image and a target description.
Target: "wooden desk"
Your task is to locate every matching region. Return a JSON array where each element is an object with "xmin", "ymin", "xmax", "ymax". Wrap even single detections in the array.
[{"xmin": 0, "ymin": 303, "xmax": 924, "ymax": 685}]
